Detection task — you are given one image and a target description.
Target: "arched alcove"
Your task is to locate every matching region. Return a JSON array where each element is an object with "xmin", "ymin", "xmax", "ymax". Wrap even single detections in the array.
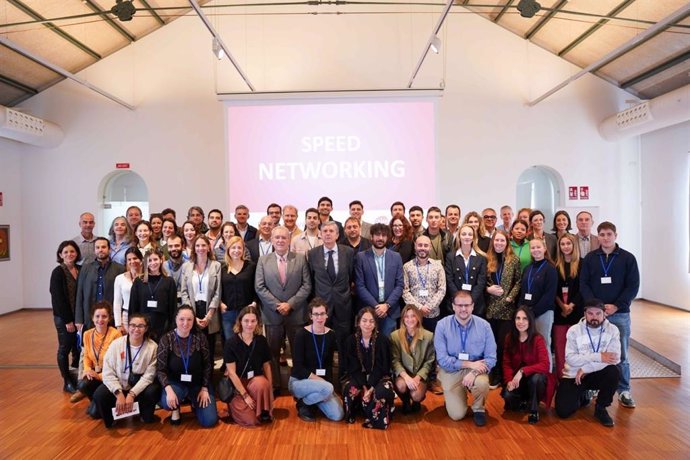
[
  {"xmin": 516, "ymin": 165, "xmax": 564, "ymax": 226},
  {"xmin": 97, "ymin": 170, "xmax": 149, "ymax": 236}
]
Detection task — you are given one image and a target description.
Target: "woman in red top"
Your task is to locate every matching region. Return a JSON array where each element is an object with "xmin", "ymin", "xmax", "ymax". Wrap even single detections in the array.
[{"xmin": 502, "ymin": 306, "xmax": 550, "ymax": 424}]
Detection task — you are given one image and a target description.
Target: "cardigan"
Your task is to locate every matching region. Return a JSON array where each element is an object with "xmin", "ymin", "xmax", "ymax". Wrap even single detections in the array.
[
  {"xmin": 50, "ymin": 264, "xmax": 80, "ymax": 322},
  {"xmin": 502, "ymin": 334, "xmax": 550, "ymax": 383},
  {"xmin": 389, "ymin": 328, "xmax": 435, "ymax": 381},
  {"xmin": 101, "ymin": 336, "xmax": 158, "ymax": 396}
]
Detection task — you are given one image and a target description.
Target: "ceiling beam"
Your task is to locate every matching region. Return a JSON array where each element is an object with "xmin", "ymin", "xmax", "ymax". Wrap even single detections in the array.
[
  {"xmin": 494, "ymin": 0, "xmax": 514, "ymax": 23},
  {"xmin": 0, "ymin": 36, "xmax": 134, "ymax": 110},
  {"xmin": 528, "ymin": 2, "xmax": 690, "ymax": 106},
  {"xmin": 7, "ymin": 0, "xmax": 102, "ymax": 61},
  {"xmin": 138, "ymin": 0, "xmax": 166, "ymax": 26},
  {"xmin": 82, "ymin": 0, "xmax": 136, "ymax": 43},
  {"xmin": 524, "ymin": 0, "xmax": 567, "ymax": 40},
  {"xmin": 0, "ymin": 74, "xmax": 38, "ymax": 95},
  {"xmin": 621, "ymin": 49, "xmax": 690, "ymax": 89},
  {"xmin": 558, "ymin": 0, "xmax": 637, "ymax": 57}
]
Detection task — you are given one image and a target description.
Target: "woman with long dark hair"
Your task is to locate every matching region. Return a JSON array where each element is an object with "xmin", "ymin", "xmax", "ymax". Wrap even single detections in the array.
[
  {"xmin": 113, "ymin": 247, "xmax": 143, "ymax": 334},
  {"xmin": 388, "ymin": 215, "xmax": 415, "ymax": 263}
]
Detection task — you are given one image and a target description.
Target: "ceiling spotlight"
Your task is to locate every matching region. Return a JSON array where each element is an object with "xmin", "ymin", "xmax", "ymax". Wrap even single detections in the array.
[
  {"xmin": 111, "ymin": 0, "xmax": 136, "ymax": 22},
  {"xmin": 517, "ymin": 0, "xmax": 541, "ymax": 19},
  {"xmin": 430, "ymin": 36, "xmax": 441, "ymax": 54},
  {"xmin": 212, "ymin": 37, "xmax": 225, "ymax": 60}
]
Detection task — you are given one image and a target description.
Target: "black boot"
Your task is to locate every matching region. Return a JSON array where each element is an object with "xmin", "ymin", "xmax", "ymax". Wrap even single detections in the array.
[
  {"xmin": 63, "ymin": 378, "xmax": 77, "ymax": 394},
  {"xmin": 297, "ymin": 399, "xmax": 315, "ymax": 422}
]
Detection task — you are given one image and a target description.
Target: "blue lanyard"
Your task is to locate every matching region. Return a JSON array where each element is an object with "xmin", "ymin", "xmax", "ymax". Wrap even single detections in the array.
[
  {"xmin": 527, "ymin": 260, "xmax": 547, "ymax": 294},
  {"xmin": 586, "ymin": 325, "xmax": 604, "ymax": 353},
  {"xmin": 147, "ymin": 276, "xmax": 162, "ymax": 299},
  {"xmin": 91, "ymin": 330, "xmax": 106, "ymax": 364},
  {"xmin": 175, "ymin": 330, "xmax": 192, "ymax": 374},
  {"xmin": 415, "ymin": 259, "xmax": 429, "ymax": 289},
  {"xmin": 311, "ymin": 326, "xmax": 326, "ymax": 370},
  {"xmin": 459, "ymin": 320, "xmax": 472, "ymax": 353},
  {"xmin": 599, "ymin": 254, "xmax": 617, "ymax": 277},
  {"xmin": 196, "ymin": 261, "xmax": 208, "ymax": 293},
  {"xmin": 124, "ymin": 340, "xmax": 143, "ymax": 373},
  {"xmin": 495, "ymin": 261, "xmax": 503, "ymax": 284},
  {"xmin": 463, "ymin": 255, "xmax": 472, "ymax": 283}
]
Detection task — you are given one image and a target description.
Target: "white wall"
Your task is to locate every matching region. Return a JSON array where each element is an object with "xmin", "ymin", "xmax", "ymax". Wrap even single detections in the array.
[
  {"xmin": 13, "ymin": 8, "xmax": 643, "ymax": 309},
  {"xmin": 0, "ymin": 138, "xmax": 24, "ymax": 314},
  {"xmin": 641, "ymin": 121, "xmax": 690, "ymax": 310}
]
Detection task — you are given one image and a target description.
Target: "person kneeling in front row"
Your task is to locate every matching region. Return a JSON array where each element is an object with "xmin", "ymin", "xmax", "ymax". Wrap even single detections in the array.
[
  {"xmin": 434, "ymin": 291, "xmax": 497, "ymax": 426},
  {"xmin": 555, "ymin": 298, "xmax": 620, "ymax": 427},
  {"xmin": 289, "ymin": 298, "xmax": 344, "ymax": 422}
]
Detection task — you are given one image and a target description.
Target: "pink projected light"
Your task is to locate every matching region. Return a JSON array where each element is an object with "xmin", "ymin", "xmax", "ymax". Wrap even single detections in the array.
[{"xmin": 227, "ymin": 101, "xmax": 436, "ymax": 211}]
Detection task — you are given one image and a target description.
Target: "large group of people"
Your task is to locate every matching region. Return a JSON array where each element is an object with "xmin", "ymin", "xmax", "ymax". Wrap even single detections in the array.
[{"xmin": 50, "ymin": 198, "xmax": 639, "ymax": 430}]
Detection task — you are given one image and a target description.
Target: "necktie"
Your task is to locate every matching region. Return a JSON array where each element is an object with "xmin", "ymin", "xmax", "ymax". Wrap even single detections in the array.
[
  {"xmin": 327, "ymin": 250, "xmax": 336, "ymax": 282},
  {"xmin": 278, "ymin": 255, "xmax": 287, "ymax": 285}
]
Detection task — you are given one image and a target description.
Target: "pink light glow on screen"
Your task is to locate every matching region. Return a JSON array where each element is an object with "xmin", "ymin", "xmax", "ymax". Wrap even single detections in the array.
[{"xmin": 227, "ymin": 101, "xmax": 436, "ymax": 211}]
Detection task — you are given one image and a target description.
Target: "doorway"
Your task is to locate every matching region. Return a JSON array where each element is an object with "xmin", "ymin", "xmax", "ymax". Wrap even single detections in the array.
[{"xmin": 98, "ymin": 170, "xmax": 149, "ymax": 236}]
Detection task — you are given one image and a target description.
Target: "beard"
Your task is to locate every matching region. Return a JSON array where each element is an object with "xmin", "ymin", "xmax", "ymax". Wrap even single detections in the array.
[
  {"xmin": 586, "ymin": 318, "xmax": 601, "ymax": 328},
  {"xmin": 169, "ymin": 249, "xmax": 181, "ymax": 259}
]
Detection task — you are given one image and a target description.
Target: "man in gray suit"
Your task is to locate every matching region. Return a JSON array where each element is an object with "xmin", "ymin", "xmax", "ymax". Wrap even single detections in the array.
[
  {"xmin": 255, "ymin": 226, "xmax": 312, "ymax": 392},
  {"xmin": 308, "ymin": 221, "xmax": 355, "ymax": 367}
]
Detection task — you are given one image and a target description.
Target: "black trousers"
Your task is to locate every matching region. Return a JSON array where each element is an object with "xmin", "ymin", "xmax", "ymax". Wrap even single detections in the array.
[
  {"xmin": 489, "ymin": 318, "xmax": 512, "ymax": 384},
  {"xmin": 502, "ymin": 373, "xmax": 546, "ymax": 412},
  {"xmin": 54, "ymin": 316, "xmax": 79, "ymax": 383},
  {"xmin": 76, "ymin": 378, "xmax": 103, "ymax": 399},
  {"xmin": 92, "ymin": 382, "xmax": 160, "ymax": 428},
  {"xmin": 265, "ymin": 323, "xmax": 302, "ymax": 389},
  {"xmin": 555, "ymin": 365, "xmax": 619, "ymax": 418}
]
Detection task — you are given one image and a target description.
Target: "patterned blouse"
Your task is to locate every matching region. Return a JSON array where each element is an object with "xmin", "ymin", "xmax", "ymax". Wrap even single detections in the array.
[{"xmin": 485, "ymin": 256, "xmax": 522, "ymax": 321}]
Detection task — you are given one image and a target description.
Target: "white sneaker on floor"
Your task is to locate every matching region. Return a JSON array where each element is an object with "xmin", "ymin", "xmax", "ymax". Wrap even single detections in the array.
[{"xmin": 619, "ymin": 391, "xmax": 636, "ymax": 408}]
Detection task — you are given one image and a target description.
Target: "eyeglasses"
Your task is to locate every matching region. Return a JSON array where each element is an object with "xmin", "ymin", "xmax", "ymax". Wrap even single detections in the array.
[
  {"xmin": 128, "ymin": 323, "xmax": 147, "ymax": 329},
  {"xmin": 311, "ymin": 312, "xmax": 327, "ymax": 317},
  {"xmin": 483, "ymin": 215, "xmax": 497, "ymax": 220}
]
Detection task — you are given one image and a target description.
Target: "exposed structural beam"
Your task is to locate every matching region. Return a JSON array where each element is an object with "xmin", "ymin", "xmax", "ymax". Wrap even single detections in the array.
[
  {"xmin": 82, "ymin": 0, "xmax": 136, "ymax": 42},
  {"xmin": 188, "ymin": 0, "xmax": 255, "ymax": 92},
  {"xmin": 621, "ymin": 50, "xmax": 690, "ymax": 89},
  {"xmin": 494, "ymin": 0, "xmax": 514, "ymax": 23},
  {"xmin": 0, "ymin": 74, "xmax": 38, "ymax": 95},
  {"xmin": 528, "ymin": 3, "xmax": 690, "ymax": 106},
  {"xmin": 7, "ymin": 0, "xmax": 101, "ymax": 60},
  {"xmin": 138, "ymin": 0, "xmax": 166, "ymax": 26},
  {"xmin": 558, "ymin": 0, "xmax": 637, "ymax": 57},
  {"xmin": 407, "ymin": 0, "xmax": 453, "ymax": 88},
  {"xmin": 0, "ymin": 36, "xmax": 134, "ymax": 110},
  {"xmin": 524, "ymin": 0, "xmax": 567, "ymax": 40}
]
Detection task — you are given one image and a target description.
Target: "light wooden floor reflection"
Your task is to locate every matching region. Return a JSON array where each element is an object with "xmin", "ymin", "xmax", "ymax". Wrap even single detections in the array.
[{"xmin": 1, "ymin": 301, "xmax": 688, "ymax": 459}]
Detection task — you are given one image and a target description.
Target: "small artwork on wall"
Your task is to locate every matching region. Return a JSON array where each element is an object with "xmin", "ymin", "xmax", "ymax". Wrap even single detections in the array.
[{"xmin": 0, "ymin": 225, "xmax": 9, "ymax": 261}]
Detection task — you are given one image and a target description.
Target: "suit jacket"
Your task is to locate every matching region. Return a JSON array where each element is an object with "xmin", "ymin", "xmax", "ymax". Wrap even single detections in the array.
[
  {"xmin": 290, "ymin": 231, "xmax": 322, "ymax": 257},
  {"xmin": 308, "ymin": 244, "xmax": 354, "ymax": 326},
  {"xmin": 75, "ymin": 259, "xmax": 125, "ymax": 327},
  {"xmin": 180, "ymin": 260, "xmax": 222, "ymax": 334},
  {"xmin": 247, "ymin": 238, "xmax": 273, "ymax": 263},
  {"xmin": 445, "ymin": 251, "xmax": 488, "ymax": 316},
  {"xmin": 255, "ymin": 252, "xmax": 312, "ymax": 326},
  {"xmin": 354, "ymin": 249, "xmax": 404, "ymax": 319},
  {"xmin": 389, "ymin": 329, "xmax": 436, "ymax": 381},
  {"xmin": 577, "ymin": 232, "xmax": 600, "ymax": 255}
]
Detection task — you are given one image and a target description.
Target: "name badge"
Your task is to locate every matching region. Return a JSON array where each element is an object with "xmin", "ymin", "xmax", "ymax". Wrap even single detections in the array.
[
  {"xmin": 316, "ymin": 369, "xmax": 326, "ymax": 376},
  {"xmin": 246, "ymin": 370, "xmax": 255, "ymax": 379},
  {"xmin": 462, "ymin": 284, "xmax": 472, "ymax": 291},
  {"xmin": 378, "ymin": 280, "xmax": 385, "ymax": 289},
  {"xmin": 181, "ymin": 373, "xmax": 192, "ymax": 382},
  {"xmin": 95, "ymin": 365, "xmax": 101, "ymax": 373},
  {"xmin": 458, "ymin": 353, "xmax": 469, "ymax": 361},
  {"xmin": 418, "ymin": 289, "xmax": 429, "ymax": 297},
  {"xmin": 524, "ymin": 293, "xmax": 533, "ymax": 301},
  {"xmin": 147, "ymin": 300, "xmax": 158, "ymax": 308},
  {"xmin": 601, "ymin": 277, "xmax": 612, "ymax": 284},
  {"xmin": 562, "ymin": 287, "xmax": 569, "ymax": 294}
]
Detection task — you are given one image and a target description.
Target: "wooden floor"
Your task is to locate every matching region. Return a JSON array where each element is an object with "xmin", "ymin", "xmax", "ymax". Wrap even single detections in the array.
[{"xmin": 1, "ymin": 301, "xmax": 689, "ymax": 459}]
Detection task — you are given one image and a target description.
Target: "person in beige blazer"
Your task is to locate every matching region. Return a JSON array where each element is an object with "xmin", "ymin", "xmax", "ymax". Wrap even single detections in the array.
[{"xmin": 390, "ymin": 305, "xmax": 436, "ymax": 414}]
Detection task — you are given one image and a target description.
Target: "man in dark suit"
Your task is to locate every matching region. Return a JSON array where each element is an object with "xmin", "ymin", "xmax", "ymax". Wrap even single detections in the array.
[
  {"xmin": 308, "ymin": 221, "xmax": 355, "ymax": 364},
  {"xmin": 354, "ymin": 223, "xmax": 404, "ymax": 337},
  {"xmin": 255, "ymin": 225, "xmax": 312, "ymax": 391},
  {"xmin": 234, "ymin": 204, "xmax": 258, "ymax": 242},
  {"xmin": 247, "ymin": 215, "xmax": 275, "ymax": 262}
]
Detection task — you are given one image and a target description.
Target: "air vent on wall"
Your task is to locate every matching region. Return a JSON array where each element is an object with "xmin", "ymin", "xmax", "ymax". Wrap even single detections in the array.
[
  {"xmin": 615, "ymin": 102, "xmax": 653, "ymax": 129},
  {"xmin": 0, "ymin": 105, "xmax": 63, "ymax": 147},
  {"xmin": 3, "ymin": 107, "xmax": 45, "ymax": 136}
]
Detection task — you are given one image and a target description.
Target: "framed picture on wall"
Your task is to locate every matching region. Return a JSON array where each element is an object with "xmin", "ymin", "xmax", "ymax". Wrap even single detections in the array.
[{"xmin": 0, "ymin": 225, "xmax": 9, "ymax": 261}]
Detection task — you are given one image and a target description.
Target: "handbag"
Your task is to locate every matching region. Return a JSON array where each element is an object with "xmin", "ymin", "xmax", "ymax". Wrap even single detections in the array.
[{"xmin": 217, "ymin": 336, "xmax": 256, "ymax": 403}]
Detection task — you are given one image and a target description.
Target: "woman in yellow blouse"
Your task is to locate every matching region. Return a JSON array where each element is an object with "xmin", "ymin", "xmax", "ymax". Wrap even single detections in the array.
[
  {"xmin": 389, "ymin": 306, "xmax": 436, "ymax": 414},
  {"xmin": 71, "ymin": 301, "xmax": 121, "ymax": 411}
]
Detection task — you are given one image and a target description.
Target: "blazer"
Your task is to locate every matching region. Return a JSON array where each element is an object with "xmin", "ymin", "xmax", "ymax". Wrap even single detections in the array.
[
  {"xmin": 307, "ymin": 244, "xmax": 355, "ymax": 327},
  {"xmin": 290, "ymin": 231, "xmax": 322, "ymax": 256},
  {"xmin": 576, "ymin": 232, "xmax": 600, "ymax": 255},
  {"xmin": 247, "ymin": 238, "xmax": 273, "ymax": 263},
  {"xmin": 354, "ymin": 248, "xmax": 404, "ymax": 320},
  {"xmin": 180, "ymin": 260, "xmax": 222, "ymax": 334},
  {"xmin": 241, "ymin": 224, "xmax": 258, "ymax": 242},
  {"xmin": 388, "ymin": 239, "xmax": 414, "ymax": 264},
  {"xmin": 389, "ymin": 329, "xmax": 436, "ymax": 381},
  {"xmin": 255, "ymin": 251, "xmax": 312, "ymax": 326},
  {"xmin": 75, "ymin": 259, "xmax": 125, "ymax": 327},
  {"xmin": 445, "ymin": 250, "xmax": 488, "ymax": 317}
]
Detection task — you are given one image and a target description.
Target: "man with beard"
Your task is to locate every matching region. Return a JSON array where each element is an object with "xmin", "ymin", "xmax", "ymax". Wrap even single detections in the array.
[
  {"xmin": 75, "ymin": 237, "xmax": 125, "ymax": 330},
  {"xmin": 205, "ymin": 209, "xmax": 223, "ymax": 248},
  {"xmin": 402, "ymin": 236, "xmax": 446, "ymax": 333},
  {"xmin": 187, "ymin": 206, "xmax": 208, "ymax": 234},
  {"xmin": 317, "ymin": 196, "xmax": 344, "ymax": 241},
  {"xmin": 409, "ymin": 206, "xmax": 425, "ymax": 238},
  {"xmin": 343, "ymin": 217, "xmax": 371, "ymax": 257},
  {"xmin": 443, "ymin": 205, "xmax": 461, "ymax": 256},
  {"xmin": 291, "ymin": 208, "xmax": 322, "ymax": 256},
  {"xmin": 354, "ymin": 223, "xmax": 404, "ymax": 337},
  {"xmin": 267, "ymin": 203, "xmax": 282, "ymax": 225},
  {"xmin": 424, "ymin": 207, "xmax": 447, "ymax": 265},
  {"xmin": 165, "ymin": 234, "xmax": 185, "ymax": 304},
  {"xmin": 555, "ymin": 298, "xmax": 620, "ymax": 427}
]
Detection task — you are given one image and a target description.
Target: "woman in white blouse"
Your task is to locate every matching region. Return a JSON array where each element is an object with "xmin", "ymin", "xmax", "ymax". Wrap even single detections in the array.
[{"xmin": 113, "ymin": 247, "xmax": 143, "ymax": 334}]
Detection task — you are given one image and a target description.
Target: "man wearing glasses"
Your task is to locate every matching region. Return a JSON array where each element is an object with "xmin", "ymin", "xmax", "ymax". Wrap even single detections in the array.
[
  {"xmin": 434, "ymin": 291, "xmax": 496, "ymax": 426},
  {"xmin": 482, "ymin": 208, "xmax": 498, "ymax": 239}
]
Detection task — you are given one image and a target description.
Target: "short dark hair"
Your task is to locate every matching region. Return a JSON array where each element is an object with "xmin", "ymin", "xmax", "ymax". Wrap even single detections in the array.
[
  {"xmin": 90, "ymin": 300, "xmax": 112, "ymax": 319},
  {"xmin": 409, "ymin": 205, "xmax": 423, "ymax": 215},
  {"xmin": 427, "ymin": 206, "xmax": 442, "ymax": 216},
  {"xmin": 56, "ymin": 240, "xmax": 81, "ymax": 264},
  {"xmin": 161, "ymin": 208, "xmax": 176, "ymax": 219},
  {"xmin": 349, "ymin": 200, "xmax": 363, "ymax": 209},
  {"xmin": 390, "ymin": 201, "xmax": 406, "ymax": 213},
  {"xmin": 126, "ymin": 205, "xmax": 142, "ymax": 216},
  {"xmin": 94, "ymin": 236, "xmax": 110, "ymax": 246},
  {"xmin": 369, "ymin": 223, "xmax": 391, "ymax": 239},
  {"xmin": 124, "ymin": 246, "xmax": 143, "ymax": 262},
  {"xmin": 149, "ymin": 213, "xmax": 164, "ymax": 224},
  {"xmin": 305, "ymin": 207, "xmax": 319, "ymax": 217},
  {"xmin": 266, "ymin": 203, "xmax": 282, "ymax": 214},
  {"xmin": 317, "ymin": 196, "xmax": 333, "ymax": 207},
  {"xmin": 308, "ymin": 297, "xmax": 328, "ymax": 316},
  {"xmin": 597, "ymin": 221, "xmax": 617, "ymax": 233},
  {"xmin": 445, "ymin": 204, "xmax": 460, "ymax": 214},
  {"xmin": 208, "ymin": 209, "xmax": 224, "ymax": 220}
]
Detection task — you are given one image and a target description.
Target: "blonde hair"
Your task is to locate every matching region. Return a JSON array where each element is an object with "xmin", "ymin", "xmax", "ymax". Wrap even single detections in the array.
[
  {"xmin": 486, "ymin": 229, "xmax": 515, "ymax": 274},
  {"xmin": 224, "ymin": 236, "xmax": 245, "ymax": 273},
  {"xmin": 555, "ymin": 233, "xmax": 581, "ymax": 279},
  {"xmin": 141, "ymin": 248, "xmax": 167, "ymax": 283},
  {"xmin": 396, "ymin": 305, "xmax": 424, "ymax": 355},
  {"xmin": 454, "ymin": 223, "xmax": 486, "ymax": 256}
]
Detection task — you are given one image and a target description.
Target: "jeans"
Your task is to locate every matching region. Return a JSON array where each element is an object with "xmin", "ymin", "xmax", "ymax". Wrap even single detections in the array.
[
  {"xmin": 534, "ymin": 310, "xmax": 554, "ymax": 372},
  {"xmin": 605, "ymin": 312, "xmax": 631, "ymax": 393},
  {"xmin": 159, "ymin": 380, "xmax": 218, "ymax": 428},
  {"xmin": 221, "ymin": 310, "xmax": 239, "ymax": 343},
  {"xmin": 377, "ymin": 316, "xmax": 397, "ymax": 338},
  {"xmin": 288, "ymin": 376, "xmax": 344, "ymax": 421},
  {"xmin": 54, "ymin": 316, "xmax": 79, "ymax": 383}
]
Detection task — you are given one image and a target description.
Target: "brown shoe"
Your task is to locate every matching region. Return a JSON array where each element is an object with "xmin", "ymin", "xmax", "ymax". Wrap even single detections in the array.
[
  {"xmin": 70, "ymin": 390, "xmax": 86, "ymax": 403},
  {"xmin": 430, "ymin": 380, "xmax": 444, "ymax": 395}
]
